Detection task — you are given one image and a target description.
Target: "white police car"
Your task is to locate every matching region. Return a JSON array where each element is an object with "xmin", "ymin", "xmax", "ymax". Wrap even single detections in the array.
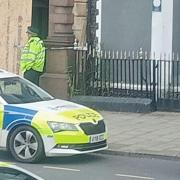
[{"xmin": 0, "ymin": 70, "xmax": 107, "ymax": 163}]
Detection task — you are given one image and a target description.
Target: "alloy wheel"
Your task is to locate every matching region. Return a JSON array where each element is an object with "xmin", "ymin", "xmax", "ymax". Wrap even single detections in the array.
[{"xmin": 13, "ymin": 130, "xmax": 38, "ymax": 160}]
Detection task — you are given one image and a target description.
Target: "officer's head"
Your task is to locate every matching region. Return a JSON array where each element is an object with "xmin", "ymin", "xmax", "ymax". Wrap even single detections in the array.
[{"xmin": 26, "ymin": 26, "xmax": 39, "ymax": 38}]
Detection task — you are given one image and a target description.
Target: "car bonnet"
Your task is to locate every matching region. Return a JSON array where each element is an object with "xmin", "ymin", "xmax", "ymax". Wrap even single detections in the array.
[{"xmin": 12, "ymin": 99, "xmax": 103, "ymax": 124}]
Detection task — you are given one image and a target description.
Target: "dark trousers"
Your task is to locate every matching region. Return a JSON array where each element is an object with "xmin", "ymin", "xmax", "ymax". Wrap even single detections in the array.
[{"xmin": 24, "ymin": 69, "xmax": 41, "ymax": 86}]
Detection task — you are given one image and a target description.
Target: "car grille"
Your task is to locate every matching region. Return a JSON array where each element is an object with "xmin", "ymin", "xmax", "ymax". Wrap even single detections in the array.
[
  {"xmin": 55, "ymin": 140, "xmax": 107, "ymax": 151},
  {"xmin": 79, "ymin": 120, "xmax": 106, "ymax": 135}
]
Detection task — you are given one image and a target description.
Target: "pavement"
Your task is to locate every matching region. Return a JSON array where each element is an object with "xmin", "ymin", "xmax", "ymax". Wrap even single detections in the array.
[{"xmin": 99, "ymin": 110, "xmax": 180, "ymax": 159}]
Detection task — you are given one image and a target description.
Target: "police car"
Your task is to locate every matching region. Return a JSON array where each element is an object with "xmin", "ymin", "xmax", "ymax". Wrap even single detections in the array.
[
  {"xmin": 0, "ymin": 161, "xmax": 44, "ymax": 179},
  {"xmin": 0, "ymin": 69, "xmax": 107, "ymax": 163}
]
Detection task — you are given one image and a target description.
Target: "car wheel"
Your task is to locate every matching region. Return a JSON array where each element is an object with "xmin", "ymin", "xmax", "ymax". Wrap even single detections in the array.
[{"xmin": 9, "ymin": 125, "xmax": 45, "ymax": 163}]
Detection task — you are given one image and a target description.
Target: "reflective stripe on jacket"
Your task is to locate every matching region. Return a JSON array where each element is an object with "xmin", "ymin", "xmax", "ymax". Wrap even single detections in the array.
[{"xmin": 20, "ymin": 36, "xmax": 45, "ymax": 73}]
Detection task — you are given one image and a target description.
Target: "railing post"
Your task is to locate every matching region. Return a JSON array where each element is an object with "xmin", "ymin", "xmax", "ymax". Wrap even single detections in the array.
[
  {"xmin": 152, "ymin": 60, "xmax": 157, "ymax": 110},
  {"xmin": 139, "ymin": 48, "xmax": 143, "ymax": 92}
]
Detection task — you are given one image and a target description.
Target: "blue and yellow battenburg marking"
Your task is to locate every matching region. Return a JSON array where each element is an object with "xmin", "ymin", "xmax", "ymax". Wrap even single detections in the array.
[
  {"xmin": 0, "ymin": 104, "xmax": 4, "ymax": 129},
  {"xmin": 2, "ymin": 105, "xmax": 37, "ymax": 130}
]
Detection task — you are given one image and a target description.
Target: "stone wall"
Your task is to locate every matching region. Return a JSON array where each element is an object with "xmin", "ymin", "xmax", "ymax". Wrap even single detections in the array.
[
  {"xmin": 40, "ymin": 0, "xmax": 75, "ymax": 99},
  {"xmin": 0, "ymin": 0, "xmax": 32, "ymax": 74},
  {"xmin": 73, "ymin": 0, "xmax": 88, "ymax": 45}
]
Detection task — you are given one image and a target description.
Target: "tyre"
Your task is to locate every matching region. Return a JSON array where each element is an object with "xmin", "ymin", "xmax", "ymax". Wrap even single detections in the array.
[{"xmin": 9, "ymin": 125, "xmax": 45, "ymax": 163}]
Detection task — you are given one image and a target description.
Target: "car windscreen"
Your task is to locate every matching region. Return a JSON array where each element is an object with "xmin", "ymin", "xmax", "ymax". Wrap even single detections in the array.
[{"xmin": 0, "ymin": 77, "xmax": 54, "ymax": 104}]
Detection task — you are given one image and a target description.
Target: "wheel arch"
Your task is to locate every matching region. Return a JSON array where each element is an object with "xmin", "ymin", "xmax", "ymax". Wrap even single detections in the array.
[{"xmin": 6, "ymin": 123, "xmax": 44, "ymax": 152}]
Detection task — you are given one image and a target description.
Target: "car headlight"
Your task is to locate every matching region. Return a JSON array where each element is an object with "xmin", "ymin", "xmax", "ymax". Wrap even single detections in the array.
[{"xmin": 48, "ymin": 121, "xmax": 78, "ymax": 133}]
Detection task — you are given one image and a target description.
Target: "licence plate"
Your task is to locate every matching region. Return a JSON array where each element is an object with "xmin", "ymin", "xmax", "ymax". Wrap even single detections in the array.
[{"xmin": 90, "ymin": 134, "xmax": 105, "ymax": 143}]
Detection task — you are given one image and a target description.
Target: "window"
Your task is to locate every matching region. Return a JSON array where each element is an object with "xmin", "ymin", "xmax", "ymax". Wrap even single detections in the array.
[{"xmin": 0, "ymin": 77, "xmax": 54, "ymax": 104}]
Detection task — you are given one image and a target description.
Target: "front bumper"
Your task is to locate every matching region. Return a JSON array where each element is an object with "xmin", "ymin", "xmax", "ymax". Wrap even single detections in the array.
[
  {"xmin": 46, "ymin": 140, "xmax": 108, "ymax": 157},
  {"xmin": 39, "ymin": 119, "xmax": 107, "ymax": 157}
]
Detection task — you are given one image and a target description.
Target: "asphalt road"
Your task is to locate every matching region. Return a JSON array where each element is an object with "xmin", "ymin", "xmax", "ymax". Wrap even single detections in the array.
[{"xmin": 1, "ymin": 151, "xmax": 180, "ymax": 180}]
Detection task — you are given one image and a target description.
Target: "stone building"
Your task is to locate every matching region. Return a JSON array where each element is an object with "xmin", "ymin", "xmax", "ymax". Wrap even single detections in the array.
[{"xmin": 0, "ymin": 0, "xmax": 88, "ymax": 99}]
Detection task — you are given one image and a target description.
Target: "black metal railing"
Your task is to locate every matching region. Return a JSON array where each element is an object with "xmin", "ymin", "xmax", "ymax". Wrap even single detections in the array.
[
  {"xmin": 69, "ymin": 48, "xmax": 180, "ymax": 110},
  {"xmin": 156, "ymin": 59, "xmax": 180, "ymax": 99}
]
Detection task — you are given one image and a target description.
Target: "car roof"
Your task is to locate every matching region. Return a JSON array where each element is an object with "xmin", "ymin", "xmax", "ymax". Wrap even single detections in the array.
[{"xmin": 0, "ymin": 69, "xmax": 17, "ymax": 78}]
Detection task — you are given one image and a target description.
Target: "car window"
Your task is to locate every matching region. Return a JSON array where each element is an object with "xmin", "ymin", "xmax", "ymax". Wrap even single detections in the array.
[
  {"xmin": 0, "ymin": 167, "xmax": 37, "ymax": 180},
  {"xmin": 0, "ymin": 77, "xmax": 54, "ymax": 104}
]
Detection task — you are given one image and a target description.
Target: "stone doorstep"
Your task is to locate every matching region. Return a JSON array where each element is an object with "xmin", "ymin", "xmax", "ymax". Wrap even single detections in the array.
[{"xmin": 70, "ymin": 96, "xmax": 154, "ymax": 113}]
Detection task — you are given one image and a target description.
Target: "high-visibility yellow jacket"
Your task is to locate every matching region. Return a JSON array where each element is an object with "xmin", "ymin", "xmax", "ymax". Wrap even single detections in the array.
[{"xmin": 20, "ymin": 36, "xmax": 45, "ymax": 73}]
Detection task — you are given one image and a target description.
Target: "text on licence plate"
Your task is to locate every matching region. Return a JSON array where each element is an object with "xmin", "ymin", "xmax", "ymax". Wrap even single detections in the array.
[{"xmin": 90, "ymin": 134, "xmax": 105, "ymax": 143}]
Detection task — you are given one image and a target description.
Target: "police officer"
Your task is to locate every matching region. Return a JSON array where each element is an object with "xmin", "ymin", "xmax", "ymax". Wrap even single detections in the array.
[{"xmin": 20, "ymin": 26, "xmax": 45, "ymax": 86}]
